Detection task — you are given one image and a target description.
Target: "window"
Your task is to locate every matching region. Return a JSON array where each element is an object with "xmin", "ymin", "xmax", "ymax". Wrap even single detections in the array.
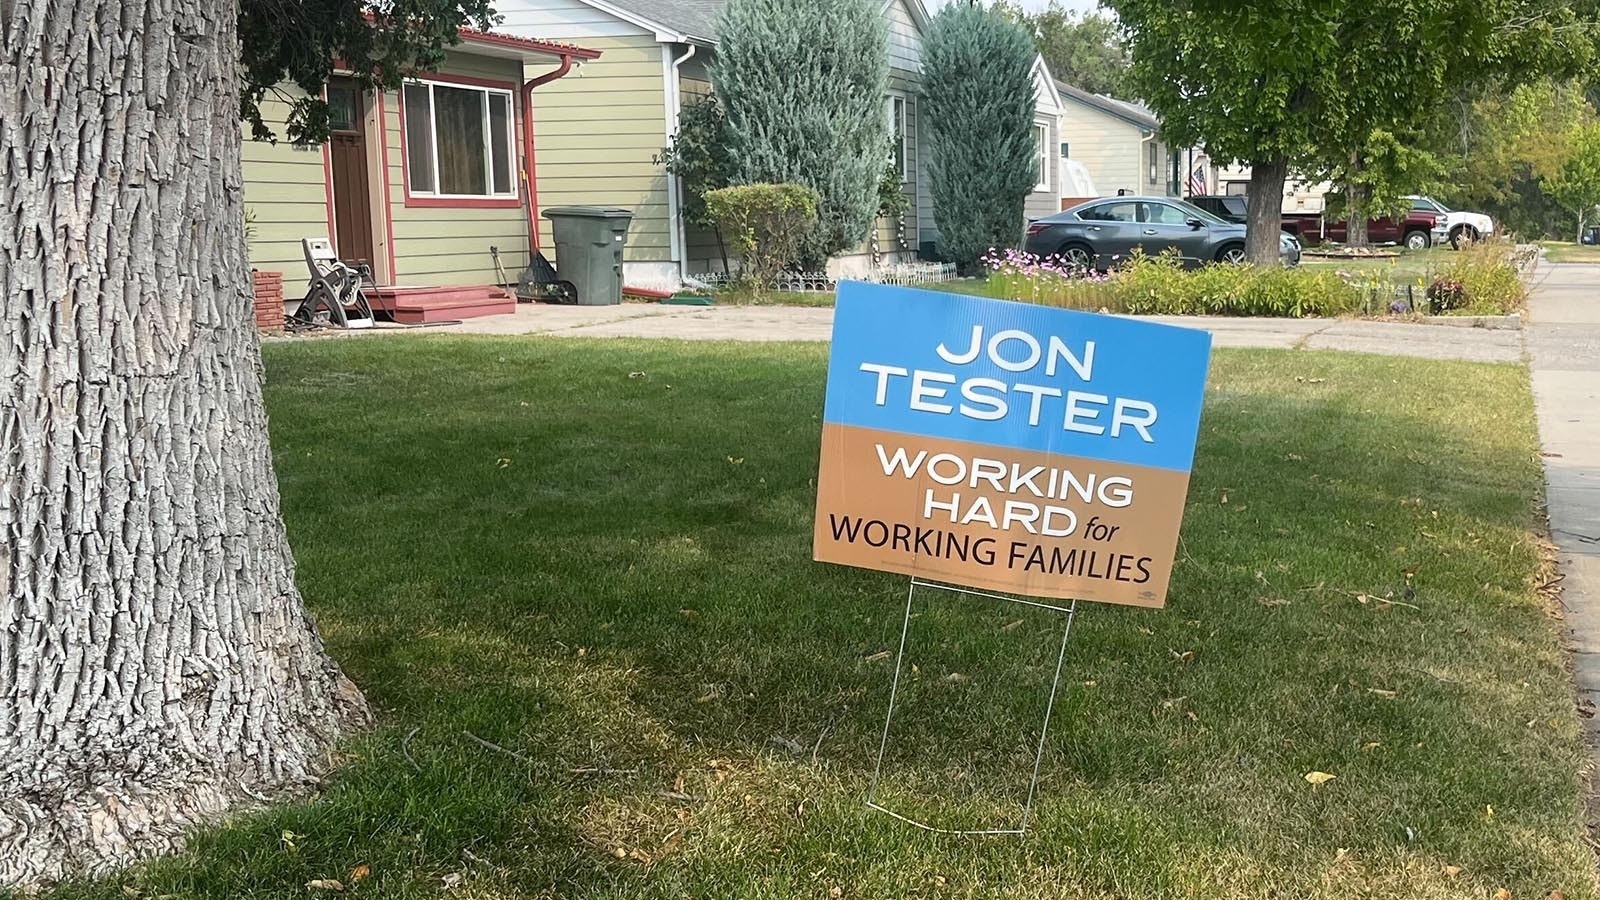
[
  {"xmin": 1079, "ymin": 201, "xmax": 1137, "ymax": 222},
  {"xmin": 887, "ymin": 95, "xmax": 908, "ymax": 181},
  {"xmin": 1141, "ymin": 202, "xmax": 1191, "ymax": 226},
  {"xmin": 1410, "ymin": 197, "xmax": 1441, "ymax": 212},
  {"xmin": 1147, "ymin": 142, "xmax": 1160, "ymax": 184},
  {"xmin": 402, "ymin": 79, "xmax": 516, "ymax": 199},
  {"xmin": 1034, "ymin": 124, "xmax": 1050, "ymax": 192}
]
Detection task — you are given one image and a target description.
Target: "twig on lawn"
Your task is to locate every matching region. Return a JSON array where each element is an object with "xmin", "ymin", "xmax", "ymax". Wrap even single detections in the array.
[
  {"xmin": 463, "ymin": 730, "xmax": 535, "ymax": 766},
  {"xmin": 402, "ymin": 726, "xmax": 422, "ymax": 773},
  {"xmin": 811, "ymin": 719, "xmax": 837, "ymax": 766},
  {"xmin": 570, "ymin": 766, "xmax": 638, "ymax": 776}
]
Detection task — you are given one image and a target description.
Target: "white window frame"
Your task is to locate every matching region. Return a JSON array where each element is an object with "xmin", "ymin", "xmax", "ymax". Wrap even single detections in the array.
[
  {"xmin": 1034, "ymin": 122, "xmax": 1050, "ymax": 192},
  {"xmin": 402, "ymin": 77, "xmax": 519, "ymax": 201},
  {"xmin": 887, "ymin": 93, "xmax": 909, "ymax": 183}
]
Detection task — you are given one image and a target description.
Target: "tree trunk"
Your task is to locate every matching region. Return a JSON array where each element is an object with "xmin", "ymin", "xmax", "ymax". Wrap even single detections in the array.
[
  {"xmin": 1245, "ymin": 158, "xmax": 1288, "ymax": 266},
  {"xmin": 1345, "ymin": 152, "xmax": 1370, "ymax": 248},
  {"xmin": 0, "ymin": 0, "xmax": 370, "ymax": 890}
]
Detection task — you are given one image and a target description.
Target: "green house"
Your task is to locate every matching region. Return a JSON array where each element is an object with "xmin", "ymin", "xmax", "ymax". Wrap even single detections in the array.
[{"xmin": 242, "ymin": 30, "xmax": 601, "ymax": 321}]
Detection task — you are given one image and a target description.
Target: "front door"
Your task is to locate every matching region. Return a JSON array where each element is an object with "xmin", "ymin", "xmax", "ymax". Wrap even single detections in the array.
[{"xmin": 327, "ymin": 79, "xmax": 375, "ymax": 272}]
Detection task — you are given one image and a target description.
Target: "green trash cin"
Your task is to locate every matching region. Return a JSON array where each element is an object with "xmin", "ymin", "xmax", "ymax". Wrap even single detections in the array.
[{"xmin": 542, "ymin": 206, "xmax": 634, "ymax": 306}]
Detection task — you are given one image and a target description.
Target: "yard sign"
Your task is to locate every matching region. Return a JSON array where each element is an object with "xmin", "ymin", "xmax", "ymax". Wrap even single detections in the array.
[{"xmin": 814, "ymin": 282, "xmax": 1212, "ymax": 608}]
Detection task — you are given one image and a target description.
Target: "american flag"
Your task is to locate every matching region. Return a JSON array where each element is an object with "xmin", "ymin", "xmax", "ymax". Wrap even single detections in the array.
[{"xmin": 1187, "ymin": 156, "xmax": 1209, "ymax": 196}]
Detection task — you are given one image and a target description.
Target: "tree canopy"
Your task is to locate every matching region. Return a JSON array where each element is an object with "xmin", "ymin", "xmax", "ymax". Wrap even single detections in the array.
[
  {"xmin": 239, "ymin": 0, "xmax": 497, "ymax": 142},
  {"xmin": 1107, "ymin": 0, "xmax": 1600, "ymax": 258},
  {"xmin": 996, "ymin": 2, "xmax": 1131, "ymax": 98}
]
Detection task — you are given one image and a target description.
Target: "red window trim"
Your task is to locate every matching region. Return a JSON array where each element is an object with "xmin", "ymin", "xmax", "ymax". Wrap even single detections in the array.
[{"xmin": 397, "ymin": 70, "xmax": 523, "ymax": 209}]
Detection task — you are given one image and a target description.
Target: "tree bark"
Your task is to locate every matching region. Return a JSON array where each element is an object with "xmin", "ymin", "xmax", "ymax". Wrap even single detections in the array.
[
  {"xmin": 1245, "ymin": 157, "xmax": 1288, "ymax": 266},
  {"xmin": 0, "ymin": 0, "xmax": 370, "ymax": 890},
  {"xmin": 1345, "ymin": 152, "xmax": 1370, "ymax": 248}
]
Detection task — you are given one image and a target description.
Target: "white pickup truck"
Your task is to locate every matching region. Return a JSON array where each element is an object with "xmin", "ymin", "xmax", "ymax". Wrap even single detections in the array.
[{"xmin": 1405, "ymin": 196, "xmax": 1495, "ymax": 250}]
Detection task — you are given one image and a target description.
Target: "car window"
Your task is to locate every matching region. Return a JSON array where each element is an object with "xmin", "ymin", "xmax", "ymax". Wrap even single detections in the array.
[
  {"xmin": 1142, "ymin": 202, "xmax": 1191, "ymax": 225},
  {"xmin": 1410, "ymin": 198, "xmax": 1441, "ymax": 212},
  {"xmin": 1079, "ymin": 202, "xmax": 1138, "ymax": 223}
]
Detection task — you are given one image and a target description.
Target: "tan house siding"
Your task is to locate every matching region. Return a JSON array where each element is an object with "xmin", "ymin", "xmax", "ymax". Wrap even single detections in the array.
[
  {"xmin": 525, "ymin": 33, "xmax": 672, "ymax": 266},
  {"xmin": 1060, "ymin": 101, "xmax": 1146, "ymax": 198},
  {"xmin": 242, "ymin": 90, "xmax": 330, "ymax": 279}
]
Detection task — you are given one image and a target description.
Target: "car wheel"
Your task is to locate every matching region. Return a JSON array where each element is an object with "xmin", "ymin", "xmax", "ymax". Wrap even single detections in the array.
[
  {"xmin": 1060, "ymin": 242, "xmax": 1094, "ymax": 269},
  {"xmin": 1217, "ymin": 244, "xmax": 1247, "ymax": 264},
  {"xmin": 1450, "ymin": 226, "xmax": 1479, "ymax": 250},
  {"xmin": 1404, "ymin": 230, "xmax": 1431, "ymax": 251}
]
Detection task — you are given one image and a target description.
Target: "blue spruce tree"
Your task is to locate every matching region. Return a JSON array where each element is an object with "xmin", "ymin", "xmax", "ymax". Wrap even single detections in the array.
[
  {"xmin": 923, "ymin": 3, "xmax": 1039, "ymax": 271},
  {"xmin": 712, "ymin": 0, "xmax": 889, "ymax": 270}
]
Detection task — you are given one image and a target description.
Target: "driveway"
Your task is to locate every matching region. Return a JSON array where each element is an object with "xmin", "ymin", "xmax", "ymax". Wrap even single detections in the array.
[{"xmin": 423, "ymin": 301, "xmax": 1523, "ymax": 362}]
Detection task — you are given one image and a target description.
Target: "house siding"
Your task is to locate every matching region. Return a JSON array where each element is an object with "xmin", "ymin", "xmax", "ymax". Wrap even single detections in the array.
[
  {"xmin": 383, "ymin": 51, "xmax": 532, "ymax": 286},
  {"xmin": 1059, "ymin": 100, "xmax": 1147, "ymax": 199},
  {"xmin": 242, "ymin": 89, "xmax": 330, "ymax": 279},
  {"xmin": 515, "ymin": 31, "xmax": 673, "ymax": 268}
]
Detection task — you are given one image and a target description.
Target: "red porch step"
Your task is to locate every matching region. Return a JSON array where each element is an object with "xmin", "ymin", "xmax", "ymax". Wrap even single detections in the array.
[{"xmin": 366, "ymin": 285, "xmax": 515, "ymax": 324}]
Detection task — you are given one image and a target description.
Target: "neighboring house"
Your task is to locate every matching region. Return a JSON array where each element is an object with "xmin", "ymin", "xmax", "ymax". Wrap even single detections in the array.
[
  {"xmin": 242, "ymin": 30, "xmax": 599, "ymax": 321},
  {"xmin": 1026, "ymin": 58, "xmax": 1068, "ymax": 225},
  {"xmin": 1055, "ymin": 80, "xmax": 1177, "ymax": 200},
  {"xmin": 495, "ymin": 0, "xmax": 939, "ymax": 284}
]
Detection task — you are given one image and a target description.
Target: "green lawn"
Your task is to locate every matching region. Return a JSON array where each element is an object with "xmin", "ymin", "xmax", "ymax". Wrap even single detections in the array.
[
  {"xmin": 1541, "ymin": 241, "xmax": 1600, "ymax": 263},
  {"xmin": 41, "ymin": 338, "xmax": 1594, "ymax": 899}
]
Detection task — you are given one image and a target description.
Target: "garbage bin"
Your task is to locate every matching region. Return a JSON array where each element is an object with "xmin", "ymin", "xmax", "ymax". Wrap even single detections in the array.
[
  {"xmin": 1583, "ymin": 225, "xmax": 1600, "ymax": 246},
  {"xmin": 543, "ymin": 206, "xmax": 633, "ymax": 305}
]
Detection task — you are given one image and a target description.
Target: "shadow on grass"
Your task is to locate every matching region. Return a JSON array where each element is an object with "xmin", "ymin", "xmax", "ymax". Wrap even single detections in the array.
[{"xmin": 40, "ymin": 338, "xmax": 1593, "ymax": 900}]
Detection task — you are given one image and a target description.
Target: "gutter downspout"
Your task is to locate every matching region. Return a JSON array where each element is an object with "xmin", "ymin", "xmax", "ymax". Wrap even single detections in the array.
[
  {"xmin": 1138, "ymin": 130, "xmax": 1155, "ymax": 195},
  {"xmin": 665, "ymin": 43, "xmax": 697, "ymax": 282},
  {"xmin": 522, "ymin": 54, "xmax": 577, "ymax": 258}
]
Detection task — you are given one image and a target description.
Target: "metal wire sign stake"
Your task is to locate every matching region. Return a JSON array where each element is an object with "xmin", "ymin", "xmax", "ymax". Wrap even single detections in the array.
[{"xmin": 811, "ymin": 282, "xmax": 1214, "ymax": 836}]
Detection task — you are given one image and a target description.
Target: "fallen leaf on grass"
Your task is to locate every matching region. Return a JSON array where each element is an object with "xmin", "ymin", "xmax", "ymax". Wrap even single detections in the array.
[
  {"xmin": 441, "ymin": 873, "xmax": 463, "ymax": 889},
  {"xmin": 1001, "ymin": 618, "xmax": 1024, "ymax": 632},
  {"xmin": 1361, "ymin": 741, "xmax": 1381, "ymax": 751},
  {"xmin": 306, "ymin": 880, "xmax": 345, "ymax": 892},
  {"xmin": 944, "ymin": 672, "xmax": 971, "ymax": 685},
  {"xmin": 349, "ymin": 865, "xmax": 370, "ymax": 883},
  {"xmin": 726, "ymin": 456, "xmax": 744, "ymax": 465},
  {"xmin": 628, "ymin": 371, "xmax": 647, "ymax": 379},
  {"xmin": 1168, "ymin": 648, "xmax": 1195, "ymax": 664},
  {"xmin": 1304, "ymin": 771, "xmax": 1336, "ymax": 785},
  {"xmin": 611, "ymin": 847, "xmax": 627, "ymax": 859},
  {"xmin": 1493, "ymin": 890, "xmax": 1510, "ymax": 900},
  {"xmin": 280, "ymin": 830, "xmax": 302, "ymax": 852},
  {"xmin": 1441, "ymin": 864, "xmax": 1461, "ymax": 877},
  {"xmin": 678, "ymin": 608, "xmax": 699, "ymax": 620},
  {"xmin": 1366, "ymin": 688, "xmax": 1397, "ymax": 699},
  {"xmin": 495, "ymin": 457, "xmax": 512, "ymax": 469},
  {"xmin": 864, "ymin": 650, "xmax": 891, "ymax": 662}
]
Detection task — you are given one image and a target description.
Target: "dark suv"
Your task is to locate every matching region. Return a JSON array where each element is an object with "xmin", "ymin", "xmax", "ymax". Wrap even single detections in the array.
[{"xmin": 1187, "ymin": 195, "xmax": 1247, "ymax": 224}]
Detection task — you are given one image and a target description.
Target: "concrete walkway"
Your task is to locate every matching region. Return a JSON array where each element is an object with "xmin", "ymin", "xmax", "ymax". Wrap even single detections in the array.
[
  {"xmin": 415, "ymin": 301, "xmax": 1523, "ymax": 362},
  {"xmin": 1527, "ymin": 263, "xmax": 1600, "ymax": 728}
]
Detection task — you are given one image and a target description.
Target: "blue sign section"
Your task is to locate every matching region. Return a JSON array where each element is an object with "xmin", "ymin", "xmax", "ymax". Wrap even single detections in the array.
[{"xmin": 824, "ymin": 282, "xmax": 1213, "ymax": 472}]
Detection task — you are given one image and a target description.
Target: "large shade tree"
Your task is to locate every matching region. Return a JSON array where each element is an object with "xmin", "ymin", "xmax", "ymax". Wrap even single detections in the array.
[
  {"xmin": 0, "ymin": 0, "xmax": 490, "ymax": 888},
  {"xmin": 1107, "ymin": 0, "xmax": 1599, "ymax": 263}
]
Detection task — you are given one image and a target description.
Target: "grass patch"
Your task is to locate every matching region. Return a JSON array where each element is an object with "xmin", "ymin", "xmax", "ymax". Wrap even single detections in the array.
[
  {"xmin": 712, "ymin": 288, "xmax": 837, "ymax": 307},
  {"xmin": 38, "ymin": 338, "xmax": 1593, "ymax": 899},
  {"xmin": 1541, "ymin": 241, "xmax": 1600, "ymax": 263}
]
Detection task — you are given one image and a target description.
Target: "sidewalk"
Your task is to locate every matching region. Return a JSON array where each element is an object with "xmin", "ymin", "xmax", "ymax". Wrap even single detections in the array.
[
  {"xmin": 417, "ymin": 302, "xmax": 1523, "ymax": 362},
  {"xmin": 1526, "ymin": 263, "xmax": 1600, "ymax": 729}
]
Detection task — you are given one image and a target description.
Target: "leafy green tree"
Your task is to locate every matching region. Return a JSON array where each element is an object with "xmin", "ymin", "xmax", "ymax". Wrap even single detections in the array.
[
  {"xmin": 2, "ymin": 0, "xmax": 497, "ymax": 888},
  {"xmin": 1108, "ymin": 0, "xmax": 1599, "ymax": 263},
  {"xmin": 1544, "ymin": 122, "xmax": 1600, "ymax": 239},
  {"xmin": 711, "ymin": 0, "xmax": 888, "ymax": 269},
  {"xmin": 1326, "ymin": 130, "xmax": 1448, "ymax": 246},
  {"xmin": 658, "ymin": 95, "xmax": 737, "ymax": 272},
  {"xmin": 923, "ymin": 1, "xmax": 1039, "ymax": 272},
  {"xmin": 996, "ymin": 2, "xmax": 1131, "ymax": 98}
]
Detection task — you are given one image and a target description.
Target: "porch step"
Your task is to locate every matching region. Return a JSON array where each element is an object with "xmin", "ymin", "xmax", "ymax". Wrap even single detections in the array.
[{"xmin": 366, "ymin": 285, "xmax": 515, "ymax": 324}]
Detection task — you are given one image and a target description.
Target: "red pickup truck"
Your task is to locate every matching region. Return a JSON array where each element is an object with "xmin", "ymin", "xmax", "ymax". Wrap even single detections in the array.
[{"xmin": 1281, "ymin": 208, "xmax": 1443, "ymax": 250}]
